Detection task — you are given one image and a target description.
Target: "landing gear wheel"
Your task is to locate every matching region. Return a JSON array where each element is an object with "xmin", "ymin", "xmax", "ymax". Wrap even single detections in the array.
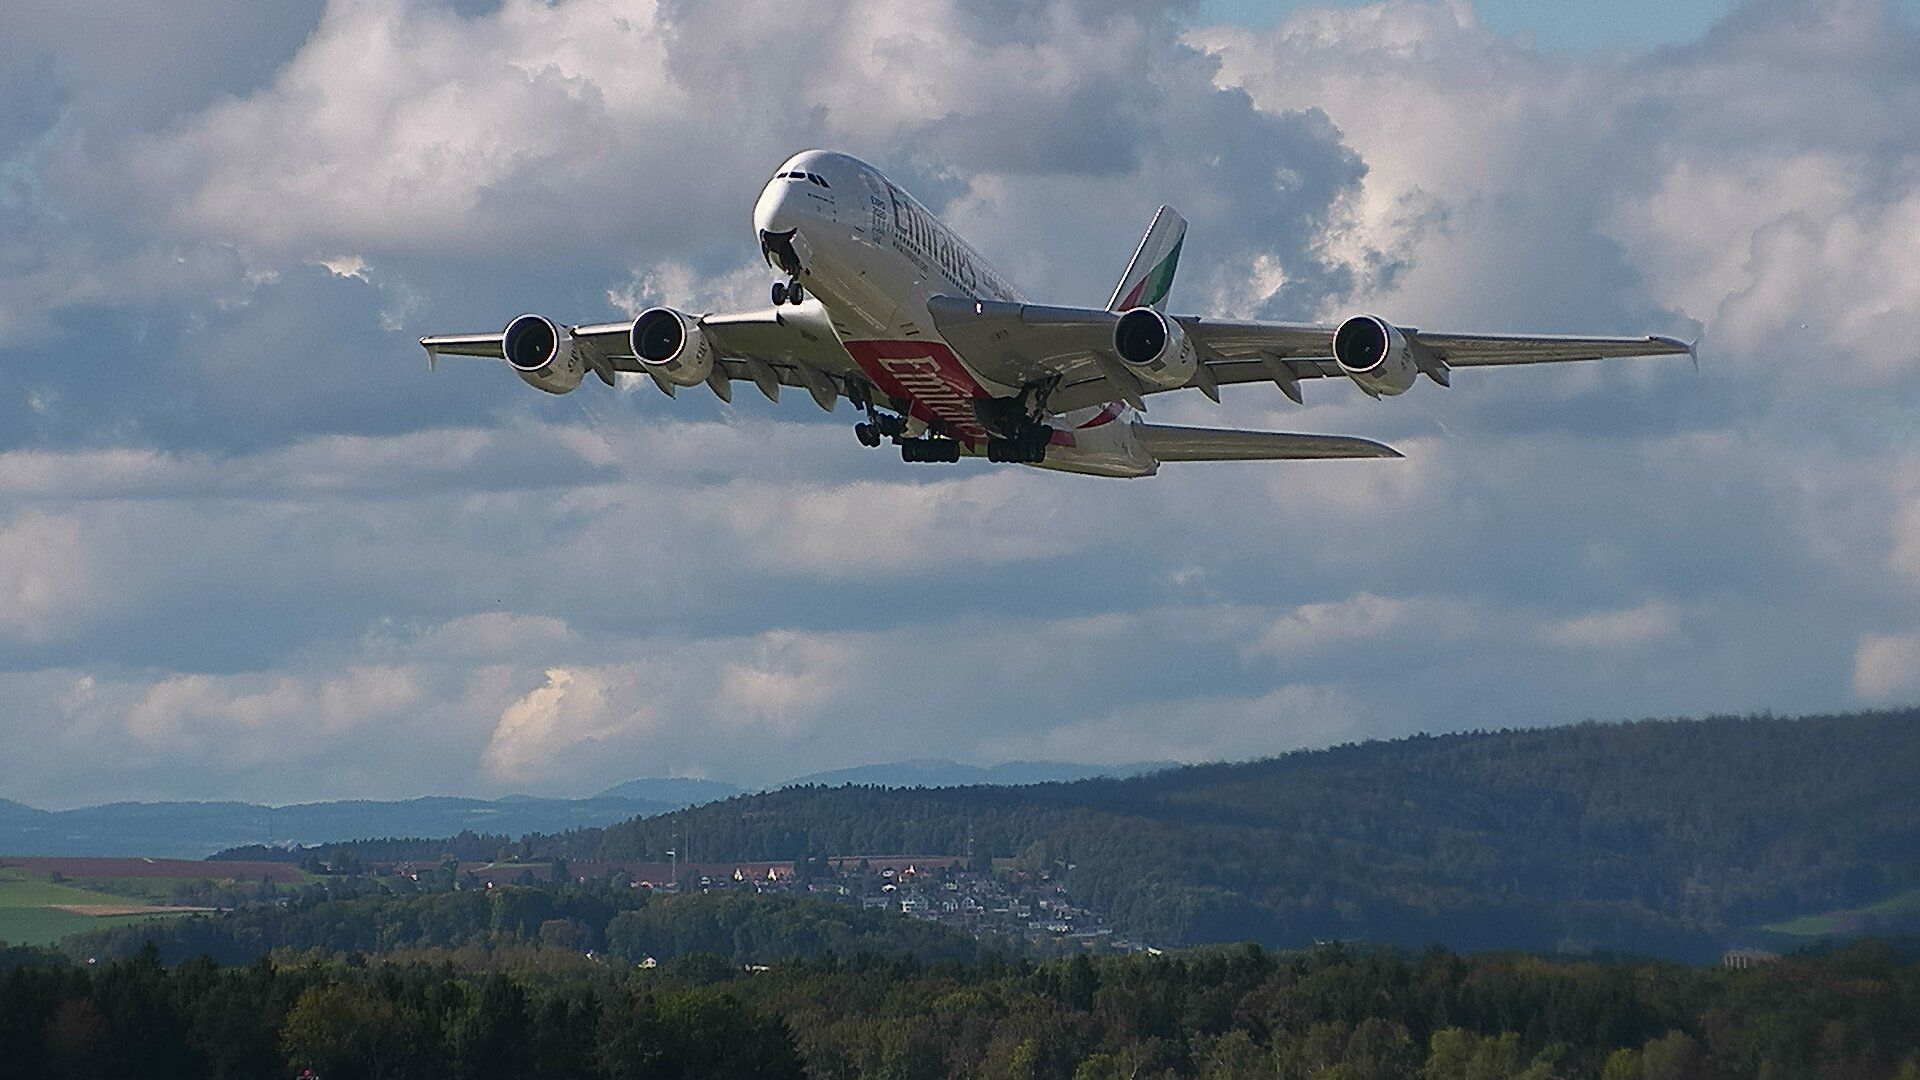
[
  {"xmin": 855, "ymin": 422, "xmax": 882, "ymax": 448},
  {"xmin": 788, "ymin": 281, "xmax": 806, "ymax": 304},
  {"xmin": 900, "ymin": 438, "xmax": 962, "ymax": 463},
  {"xmin": 986, "ymin": 425, "xmax": 1052, "ymax": 464},
  {"xmin": 771, "ymin": 281, "xmax": 788, "ymax": 305}
]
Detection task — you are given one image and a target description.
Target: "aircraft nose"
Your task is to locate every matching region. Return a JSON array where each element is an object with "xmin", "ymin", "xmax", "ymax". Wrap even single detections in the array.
[
  {"xmin": 754, "ymin": 181, "xmax": 809, "ymax": 276},
  {"xmin": 753, "ymin": 180, "xmax": 798, "ymax": 238}
]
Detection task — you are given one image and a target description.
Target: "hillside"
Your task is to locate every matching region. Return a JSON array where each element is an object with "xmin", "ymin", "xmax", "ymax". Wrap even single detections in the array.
[
  {"xmin": 0, "ymin": 763, "xmax": 1171, "ymax": 859},
  {"xmin": 526, "ymin": 710, "xmax": 1920, "ymax": 961},
  {"xmin": 781, "ymin": 759, "xmax": 1178, "ymax": 788},
  {"xmin": 0, "ymin": 794, "xmax": 678, "ymax": 859}
]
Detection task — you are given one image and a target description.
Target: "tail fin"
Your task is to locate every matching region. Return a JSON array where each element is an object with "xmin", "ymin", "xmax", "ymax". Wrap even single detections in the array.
[{"xmin": 1107, "ymin": 206, "xmax": 1186, "ymax": 312}]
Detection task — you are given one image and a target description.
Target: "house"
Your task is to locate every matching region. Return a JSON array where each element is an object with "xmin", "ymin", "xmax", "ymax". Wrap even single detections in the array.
[{"xmin": 1722, "ymin": 947, "xmax": 1780, "ymax": 970}]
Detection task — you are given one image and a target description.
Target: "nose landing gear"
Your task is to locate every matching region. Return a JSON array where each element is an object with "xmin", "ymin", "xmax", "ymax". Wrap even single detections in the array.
[{"xmin": 761, "ymin": 229, "xmax": 808, "ymax": 306}]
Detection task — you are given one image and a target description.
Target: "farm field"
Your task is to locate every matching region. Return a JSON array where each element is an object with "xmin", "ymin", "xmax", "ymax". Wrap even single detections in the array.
[
  {"xmin": 1766, "ymin": 887, "xmax": 1920, "ymax": 938},
  {"xmin": 0, "ymin": 866, "xmax": 201, "ymax": 947}
]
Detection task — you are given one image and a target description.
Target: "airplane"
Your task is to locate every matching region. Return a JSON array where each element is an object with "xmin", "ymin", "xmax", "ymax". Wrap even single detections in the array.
[{"xmin": 421, "ymin": 150, "xmax": 1691, "ymax": 478}]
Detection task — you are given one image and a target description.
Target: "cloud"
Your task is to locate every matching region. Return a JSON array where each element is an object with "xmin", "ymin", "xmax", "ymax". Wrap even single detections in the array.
[
  {"xmin": 123, "ymin": 667, "xmax": 422, "ymax": 756},
  {"xmin": 1853, "ymin": 633, "xmax": 1920, "ymax": 700},
  {"xmin": 1251, "ymin": 593, "xmax": 1441, "ymax": 657},
  {"xmin": 1546, "ymin": 601, "xmax": 1678, "ymax": 650},
  {"xmin": 483, "ymin": 667, "xmax": 628, "ymax": 782},
  {"xmin": 1188, "ymin": 0, "xmax": 1920, "ymax": 448},
  {"xmin": 0, "ymin": 514, "xmax": 111, "ymax": 644},
  {"xmin": 983, "ymin": 683, "xmax": 1365, "ymax": 765},
  {"xmin": 0, "ymin": 0, "xmax": 1916, "ymax": 808}
]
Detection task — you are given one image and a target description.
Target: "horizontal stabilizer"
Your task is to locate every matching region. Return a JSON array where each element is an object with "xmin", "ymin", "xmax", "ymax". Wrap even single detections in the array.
[{"xmin": 1135, "ymin": 424, "xmax": 1399, "ymax": 462}]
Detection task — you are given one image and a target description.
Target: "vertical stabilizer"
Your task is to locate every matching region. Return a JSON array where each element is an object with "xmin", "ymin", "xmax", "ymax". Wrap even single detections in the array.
[{"xmin": 1107, "ymin": 206, "xmax": 1187, "ymax": 312}]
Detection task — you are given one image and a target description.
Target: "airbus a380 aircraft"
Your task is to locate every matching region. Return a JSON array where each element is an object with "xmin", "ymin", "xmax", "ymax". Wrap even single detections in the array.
[{"xmin": 422, "ymin": 150, "xmax": 1691, "ymax": 478}]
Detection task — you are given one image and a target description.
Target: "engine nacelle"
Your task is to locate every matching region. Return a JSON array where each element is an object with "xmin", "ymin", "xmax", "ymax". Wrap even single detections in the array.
[
  {"xmin": 503, "ymin": 314, "xmax": 585, "ymax": 395},
  {"xmin": 1112, "ymin": 307, "xmax": 1197, "ymax": 389},
  {"xmin": 630, "ymin": 307, "xmax": 716, "ymax": 388},
  {"xmin": 1333, "ymin": 315, "xmax": 1417, "ymax": 397}
]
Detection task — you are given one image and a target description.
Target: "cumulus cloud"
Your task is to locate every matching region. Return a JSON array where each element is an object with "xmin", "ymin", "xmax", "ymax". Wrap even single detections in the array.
[
  {"xmin": 1854, "ymin": 633, "xmax": 1920, "ymax": 700},
  {"xmin": 1196, "ymin": 0, "xmax": 1920, "ymax": 398},
  {"xmin": 0, "ymin": 514, "xmax": 111, "ymax": 644},
  {"xmin": 0, "ymin": 0, "xmax": 1916, "ymax": 806},
  {"xmin": 1546, "ymin": 600, "xmax": 1679, "ymax": 650}
]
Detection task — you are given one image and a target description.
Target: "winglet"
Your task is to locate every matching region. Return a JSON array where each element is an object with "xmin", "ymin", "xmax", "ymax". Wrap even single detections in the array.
[{"xmin": 1652, "ymin": 333, "xmax": 1700, "ymax": 373}]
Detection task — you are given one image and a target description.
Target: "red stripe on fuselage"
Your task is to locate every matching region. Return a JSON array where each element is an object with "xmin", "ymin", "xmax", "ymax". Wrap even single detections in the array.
[{"xmin": 841, "ymin": 339, "xmax": 990, "ymax": 446}]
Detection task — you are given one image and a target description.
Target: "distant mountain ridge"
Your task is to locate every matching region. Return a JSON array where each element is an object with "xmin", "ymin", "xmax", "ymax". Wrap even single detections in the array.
[
  {"xmin": 526, "ymin": 709, "xmax": 1920, "ymax": 963},
  {"xmin": 780, "ymin": 758, "xmax": 1178, "ymax": 789},
  {"xmin": 594, "ymin": 777, "xmax": 744, "ymax": 803},
  {"xmin": 0, "ymin": 761, "xmax": 1173, "ymax": 860},
  {"xmin": 0, "ymin": 794, "xmax": 679, "ymax": 860}
]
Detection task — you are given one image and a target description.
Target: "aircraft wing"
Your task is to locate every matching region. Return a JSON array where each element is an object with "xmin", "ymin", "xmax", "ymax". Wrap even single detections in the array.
[
  {"xmin": 420, "ymin": 305, "xmax": 856, "ymax": 405},
  {"xmin": 923, "ymin": 297, "xmax": 1691, "ymax": 413}
]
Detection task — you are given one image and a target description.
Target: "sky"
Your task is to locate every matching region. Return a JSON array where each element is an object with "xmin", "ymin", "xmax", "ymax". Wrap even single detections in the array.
[{"xmin": 1, "ymin": 0, "xmax": 1917, "ymax": 808}]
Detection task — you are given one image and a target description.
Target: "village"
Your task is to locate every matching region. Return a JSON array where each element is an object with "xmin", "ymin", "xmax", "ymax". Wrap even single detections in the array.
[{"xmin": 367, "ymin": 852, "xmax": 1147, "ymax": 954}]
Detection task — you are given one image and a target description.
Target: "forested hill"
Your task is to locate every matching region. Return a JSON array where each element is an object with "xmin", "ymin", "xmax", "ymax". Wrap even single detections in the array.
[{"xmin": 532, "ymin": 710, "xmax": 1920, "ymax": 960}]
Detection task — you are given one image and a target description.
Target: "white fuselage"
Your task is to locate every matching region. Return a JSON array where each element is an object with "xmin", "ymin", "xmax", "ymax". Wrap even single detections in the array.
[{"xmin": 753, "ymin": 150, "xmax": 1158, "ymax": 477}]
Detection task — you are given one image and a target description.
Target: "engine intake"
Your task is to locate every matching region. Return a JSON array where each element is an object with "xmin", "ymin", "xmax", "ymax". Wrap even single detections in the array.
[
  {"xmin": 630, "ymin": 307, "xmax": 715, "ymax": 387},
  {"xmin": 503, "ymin": 314, "xmax": 584, "ymax": 394},
  {"xmin": 1333, "ymin": 315, "xmax": 1416, "ymax": 397},
  {"xmin": 1112, "ymin": 307, "xmax": 1197, "ymax": 389}
]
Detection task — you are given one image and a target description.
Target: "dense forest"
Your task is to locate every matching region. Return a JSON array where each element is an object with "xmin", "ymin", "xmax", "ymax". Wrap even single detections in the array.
[
  {"xmin": 4, "ymin": 934, "xmax": 1918, "ymax": 1079},
  {"xmin": 61, "ymin": 887, "xmax": 986, "ymax": 969},
  {"xmin": 483, "ymin": 710, "xmax": 1920, "ymax": 959}
]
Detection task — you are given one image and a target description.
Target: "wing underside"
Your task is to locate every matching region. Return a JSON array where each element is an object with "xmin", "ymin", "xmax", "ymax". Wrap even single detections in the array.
[
  {"xmin": 420, "ymin": 306, "xmax": 858, "ymax": 403},
  {"xmin": 923, "ymin": 296, "xmax": 1691, "ymax": 413}
]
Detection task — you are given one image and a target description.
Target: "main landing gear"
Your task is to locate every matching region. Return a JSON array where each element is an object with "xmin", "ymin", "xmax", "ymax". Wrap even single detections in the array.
[
  {"xmin": 853, "ymin": 413, "xmax": 904, "ymax": 447},
  {"xmin": 848, "ymin": 382, "xmax": 962, "ymax": 462},
  {"xmin": 985, "ymin": 425, "xmax": 1052, "ymax": 464},
  {"xmin": 972, "ymin": 393, "xmax": 1053, "ymax": 465},
  {"xmin": 770, "ymin": 279, "xmax": 806, "ymax": 306},
  {"xmin": 899, "ymin": 437, "xmax": 963, "ymax": 463},
  {"xmin": 848, "ymin": 384, "xmax": 1056, "ymax": 465}
]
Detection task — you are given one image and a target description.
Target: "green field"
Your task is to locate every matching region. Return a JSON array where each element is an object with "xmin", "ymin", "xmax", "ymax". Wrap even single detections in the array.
[
  {"xmin": 1765, "ymin": 887, "xmax": 1920, "ymax": 938},
  {"xmin": 0, "ymin": 868, "xmax": 188, "ymax": 947}
]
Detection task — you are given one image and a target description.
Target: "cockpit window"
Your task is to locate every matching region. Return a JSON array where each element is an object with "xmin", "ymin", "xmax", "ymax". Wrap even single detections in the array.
[
  {"xmin": 778, "ymin": 170, "xmax": 830, "ymax": 188},
  {"xmin": 808, "ymin": 174, "xmax": 830, "ymax": 188}
]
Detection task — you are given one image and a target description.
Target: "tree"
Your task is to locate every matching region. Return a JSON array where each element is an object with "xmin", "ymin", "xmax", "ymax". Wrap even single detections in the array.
[
  {"xmin": 446, "ymin": 976, "xmax": 534, "ymax": 1080},
  {"xmin": 1639, "ymin": 1032, "xmax": 1698, "ymax": 1080},
  {"xmin": 281, "ymin": 984, "xmax": 422, "ymax": 1080},
  {"xmin": 1601, "ymin": 1049, "xmax": 1641, "ymax": 1080}
]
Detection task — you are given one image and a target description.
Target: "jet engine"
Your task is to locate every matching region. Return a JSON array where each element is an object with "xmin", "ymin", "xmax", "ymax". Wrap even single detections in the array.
[
  {"xmin": 504, "ymin": 314, "xmax": 585, "ymax": 394},
  {"xmin": 630, "ymin": 307, "xmax": 716, "ymax": 388},
  {"xmin": 1111, "ymin": 307, "xmax": 1198, "ymax": 389},
  {"xmin": 1333, "ymin": 315, "xmax": 1417, "ymax": 397}
]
